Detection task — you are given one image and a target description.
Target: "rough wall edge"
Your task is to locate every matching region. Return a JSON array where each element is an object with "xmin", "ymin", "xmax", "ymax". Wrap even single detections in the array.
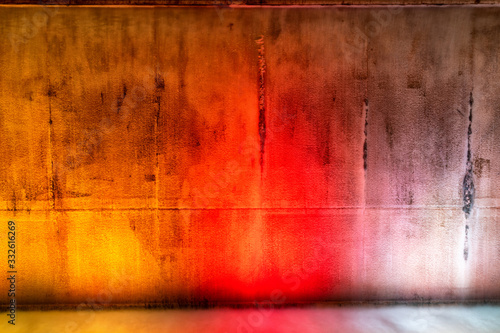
[{"xmin": 1, "ymin": 0, "xmax": 500, "ymax": 6}]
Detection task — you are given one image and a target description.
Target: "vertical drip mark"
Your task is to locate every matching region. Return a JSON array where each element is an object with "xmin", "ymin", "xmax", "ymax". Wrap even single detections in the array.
[
  {"xmin": 154, "ymin": 90, "xmax": 161, "ymax": 259},
  {"xmin": 152, "ymin": 12, "xmax": 162, "ymax": 261},
  {"xmin": 363, "ymin": 99, "xmax": 369, "ymax": 172},
  {"xmin": 256, "ymin": 36, "xmax": 266, "ymax": 178},
  {"xmin": 464, "ymin": 225, "xmax": 469, "ymax": 261},
  {"xmin": 362, "ymin": 99, "xmax": 369, "ymax": 284},
  {"xmin": 48, "ymin": 83, "xmax": 56, "ymax": 210},
  {"xmin": 155, "ymin": 94, "xmax": 161, "ymax": 210},
  {"xmin": 463, "ymin": 92, "xmax": 474, "ymax": 261},
  {"xmin": 362, "ymin": 99, "xmax": 369, "ymax": 278},
  {"xmin": 153, "ymin": 16, "xmax": 160, "ymax": 216},
  {"xmin": 463, "ymin": 95, "xmax": 474, "ymax": 218}
]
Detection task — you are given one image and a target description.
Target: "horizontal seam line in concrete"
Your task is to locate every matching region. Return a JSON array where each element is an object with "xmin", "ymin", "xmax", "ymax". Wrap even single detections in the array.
[
  {"xmin": 6, "ymin": 299, "xmax": 500, "ymax": 311},
  {"xmin": 1, "ymin": 205, "xmax": 499, "ymax": 211}
]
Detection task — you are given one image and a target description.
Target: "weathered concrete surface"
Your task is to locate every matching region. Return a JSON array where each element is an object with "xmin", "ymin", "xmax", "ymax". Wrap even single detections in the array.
[{"xmin": 0, "ymin": 6, "xmax": 499, "ymax": 307}]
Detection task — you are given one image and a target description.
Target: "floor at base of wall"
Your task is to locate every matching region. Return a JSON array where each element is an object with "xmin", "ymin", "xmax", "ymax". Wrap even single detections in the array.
[{"xmin": 2, "ymin": 305, "xmax": 500, "ymax": 332}]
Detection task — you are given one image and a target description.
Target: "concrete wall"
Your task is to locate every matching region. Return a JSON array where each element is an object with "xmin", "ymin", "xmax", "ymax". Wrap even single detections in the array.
[{"xmin": 0, "ymin": 5, "xmax": 499, "ymax": 306}]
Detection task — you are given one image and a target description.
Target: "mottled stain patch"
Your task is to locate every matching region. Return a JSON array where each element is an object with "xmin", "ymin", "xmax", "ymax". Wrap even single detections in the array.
[
  {"xmin": 473, "ymin": 157, "xmax": 490, "ymax": 178},
  {"xmin": 408, "ymin": 190, "xmax": 414, "ymax": 205},
  {"xmin": 51, "ymin": 171, "xmax": 64, "ymax": 205},
  {"xmin": 155, "ymin": 73, "xmax": 165, "ymax": 90},
  {"xmin": 269, "ymin": 11, "xmax": 282, "ymax": 41},
  {"xmin": 90, "ymin": 176, "xmax": 114, "ymax": 182},
  {"xmin": 385, "ymin": 118, "xmax": 394, "ymax": 149},
  {"xmin": 47, "ymin": 85, "xmax": 57, "ymax": 97},
  {"xmin": 320, "ymin": 123, "xmax": 331, "ymax": 166},
  {"xmin": 397, "ymin": 184, "xmax": 414, "ymax": 205},
  {"xmin": 212, "ymin": 123, "xmax": 227, "ymax": 143},
  {"xmin": 9, "ymin": 190, "xmax": 17, "ymax": 212},
  {"xmin": 85, "ymin": 41, "xmax": 110, "ymax": 73},
  {"xmin": 116, "ymin": 84, "xmax": 127, "ymax": 113},
  {"xmin": 145, "ymin": 174, "xmax": 156, "ymax": 182},
  {"xmin": 406, "ymin": 74, "xmax": 422, "ymax": 89},
  {"xmin": 129, "ymin": 213, "xmax": 156, "ymax": 258},
  {"xmin": 464, "ymin": 225, "xmax": 469, "ymax": 260},
  {"xmin": 64, "ymin": 129, "xmax": 103, "ymax": 170},
  {"xmin": 56, "ymin": 219, "xmax": 69, "ymax": 269},
  {"xmin": 66, "ymin": 191, "xmax": 91, "ymax": 198},
  {"xmin": 25, "ymin": 91, "xmax": 34, "ymax": 101}
]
